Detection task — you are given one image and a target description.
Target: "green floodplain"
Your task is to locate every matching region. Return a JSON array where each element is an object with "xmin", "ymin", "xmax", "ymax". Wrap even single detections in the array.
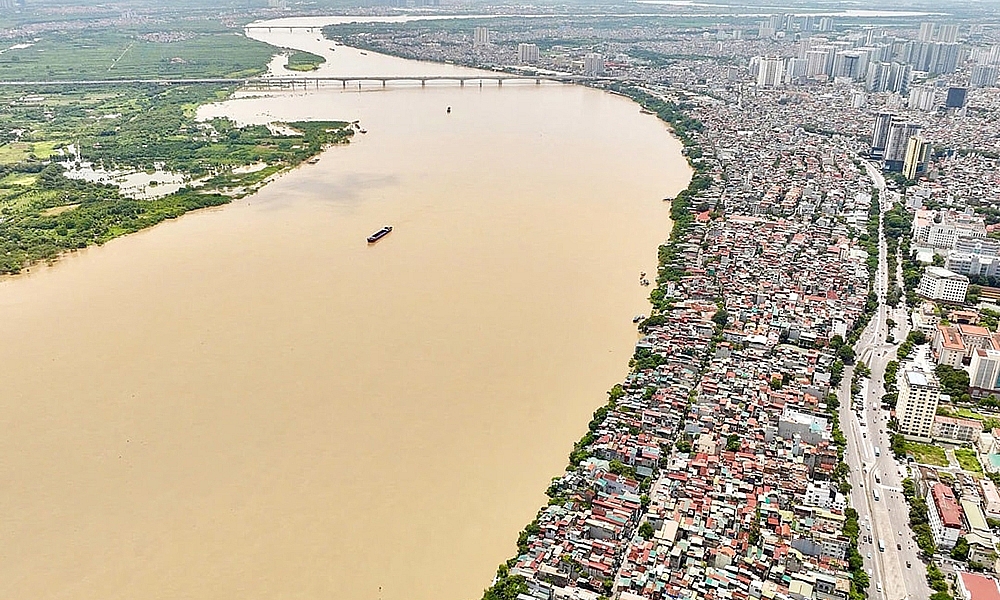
[{"xmin": 0, "ymin": 20, "xmax": 341, "ymax": 274}]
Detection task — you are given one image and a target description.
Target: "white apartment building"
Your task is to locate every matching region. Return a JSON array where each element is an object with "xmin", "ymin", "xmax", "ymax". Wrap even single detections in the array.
[
  {"xmin": 908, "ymin": 85, "xmax": 936, "ymax": 111},
  {"xmin": 473, "ymin": 26, "xmax": 489, "ymax": 47},
  {"xmin": 756, "ymin": 56, "xmax": 785, "ymax": 87},
  {"xmin": 971, "ymin": 348, "xmax": 1000, "ymax": 395},
  {"xmin": 802, "ymin": 481, "xmax": 847, "ymax": 513},
  {"xmin": 927, "ymin": 482, "xmax": 962, "ymax": 550},
  {"xmin": 924, "ymin": 214, "xmax": 987, "ymax": 249},
  {"xmin": 896, "ymin": 365, "xmax": 940, "ymax": 438},
  {"xmin": 932, "ymin": 415, "xmax": 983, "ymax": 443},
  {"xmin": 583, "ymin": 53, "xmax": 605, "ymax": 76},
  {"xmin": 517, "ymin": 43, "xmax": 539, "ymax": 64},
  {"xmin": 918, "ymin": 266, "xmax": 969, "ymax": 303},
  {"xmin": 932, "ymin": 324, "xmax": 966, "ymax": 367}
]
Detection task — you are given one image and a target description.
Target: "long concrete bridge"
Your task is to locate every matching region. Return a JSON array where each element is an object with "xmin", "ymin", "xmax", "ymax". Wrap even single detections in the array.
[
  {"xmin": 0, "ymin": 74, "xmax": 606, "ymax": 88},
  {"xmin": 244, "ymin": 26, "xmax": 325, "ymax": 33}
]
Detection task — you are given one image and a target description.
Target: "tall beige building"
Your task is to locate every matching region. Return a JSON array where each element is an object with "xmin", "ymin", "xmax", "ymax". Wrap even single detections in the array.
[
  {"xmin": 897, "ymin": 364, "xmax": 941, "ymax": 439},
  {"xmin": 517, "ymin": 43, "xmax": 539, "ymax": 64},
  {"xmin": 473, "ymin": 26, "xmax": 489, "ymax": 48}
]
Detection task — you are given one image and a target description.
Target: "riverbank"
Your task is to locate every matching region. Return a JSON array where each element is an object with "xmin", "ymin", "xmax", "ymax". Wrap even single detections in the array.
[
  {"xmin": 481, "ymin": 84, "xmax": 710, "ymax": 600},
  {"xmin": 0, "ymin": 19, "xmax": 356, "ymax": 274}
]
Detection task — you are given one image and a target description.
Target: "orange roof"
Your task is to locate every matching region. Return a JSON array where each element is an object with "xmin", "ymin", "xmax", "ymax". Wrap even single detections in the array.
[
  {"xmin": 960, "ymin": 323, "xmax": 992, "ymax": 338},
  {"xmin": 938, "ymin": 325, "xmax": 966, "ymax": 351}
]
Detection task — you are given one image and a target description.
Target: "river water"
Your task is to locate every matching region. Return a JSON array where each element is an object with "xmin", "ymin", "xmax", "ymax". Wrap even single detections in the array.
[{"xmin": 0, "ymin": 18, "xmax": 690, "ymax": 600}]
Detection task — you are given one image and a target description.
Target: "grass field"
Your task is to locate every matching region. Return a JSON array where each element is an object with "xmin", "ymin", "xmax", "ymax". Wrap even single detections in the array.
[
  {"xmin": 956, "ymin": 408, "xmax": 988, "ymax": 420},
  {"xmin": 0, "ymin": 25, "xmax": 276, "ymax": 81},
  {"xmin": 955, "ymin": 448, "xmax": 984, "ymax": 474},
  {"xmin": 906, "ymin": 442, "xmax": 949, "ymax": 467},
  {"xmin": 284, "ymin": 50, "xmax": 326, "ymax": 72},
  {"xmin": 0, "ymin": 172, "xmax": 38, "ymax": 186}
]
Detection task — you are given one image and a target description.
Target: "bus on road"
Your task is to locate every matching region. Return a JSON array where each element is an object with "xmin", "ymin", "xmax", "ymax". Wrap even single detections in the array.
[{"xmin": 873, "ymin": 488, "xmax": 880, "ymax": 501}]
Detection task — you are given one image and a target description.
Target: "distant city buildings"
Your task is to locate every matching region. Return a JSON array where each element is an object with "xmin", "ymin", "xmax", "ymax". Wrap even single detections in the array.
[
  {"xmin": 908, "ymin": 85, "xmax": 936, "ymax": 111},
  {"xmin": 947, "ymin": 86, "xmax": 969, "ymax": 108},
  {"xmin": 473, "ymin": 26, "xmax": 489, "ymax": 48},
  {"xmin": 754, "ymin": 56, "xmax": 784, "ymax": 87},
  {"xmin": 883, "ymin": 121, "xmax": 922, "ymax": 171},
  {"xmin": 583, "ymin": 53, "xmax": 605, "ymax": 76},
  {"xmin": 517, "ymin": 43, "xmax": 539, "ymax": 64},
  {"xmin": 903, "ymin": 136, "xmax": 931, "ymax": 180}
]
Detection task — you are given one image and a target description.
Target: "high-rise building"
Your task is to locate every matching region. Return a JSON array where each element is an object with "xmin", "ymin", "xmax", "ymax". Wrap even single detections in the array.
[
  {"xmin": 517, "ymin": 43, "xmax": 539, "ymax": 64},
  {"xmin": 919, "ymin": 22, "xmax": 936, "ymax": 42},
  {"xmin": 970, "ymin": 349, "xmax": 1000, "ymax": 395},
  {"xmin": 473, "ymin": 26, "xmax": 489, "ymax": 48},
  {"xmin": 583, "ymin": 53, "xmax": 605, "ymax": 77},
  {"xmin": 896, "ymin": 363, "xmax": 940, "ymax": 439},
  {"xmin": 884, "ymin": 121, "xmax": 922, "ymax": 170},
  {"xmin": 833, "ymin": 50, "xmax": 863, "ymax": 80},
  {"xmin": 865, "ymin": 62, "xmax": 911, "ymax": 94},
  {"xmin": 908, "ymin": 85, "xmax": 936, "ymax": 111},
  {"xmin": 971, "ymin": 64, "xmax": 999, "ymax": 88},
  {"xmin": 818, "ymin": 17, "xmax": 833, "ymax": 32},
  {"xmin": 756, "ymin": 56, "xmax": 784, "ymax": 87},
  {"xmin": 903, "ymin": 136, "xmax": 932, "ymax": 180},
  {"xmin": 870, "ymin": 112, "xmax": 895, "ymax": 158},
  {"xmin": 806, "ymin": 50, "xmax": 830, "ymax": 77},
  {"xmin": 785, "ymin": 57, "xmax": 807, "ymax": 82},
  {"xmin": 946, "ymin": 87, "xmax": 967, "ymax": 108},
  {"xmin": 939, "ymin": 24, "xmax": 960, "ymax": 43}
]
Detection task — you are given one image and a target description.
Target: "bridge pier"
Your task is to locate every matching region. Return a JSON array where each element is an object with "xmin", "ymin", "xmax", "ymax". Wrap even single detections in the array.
[
  {"xmin": 498, "ymin": 79, "xmax": 502, "ymax": 86},
  {"xmin": 460, "ymin": 80, "xmax": 464, "ymax": 87},
  {"xmin": 421, "ymin": 80, "xmax": 425, "ymax": 87},
  {"xmin": 382, "ymin": 80, "xmax": 386, "ymax": 88},
  {"xmin": 536, "ymin": 78, "xmax": 541, "ymax": 85},
  {"xmin": 342, "ymin": 80, "xmax": 346, "ymax": 88}
]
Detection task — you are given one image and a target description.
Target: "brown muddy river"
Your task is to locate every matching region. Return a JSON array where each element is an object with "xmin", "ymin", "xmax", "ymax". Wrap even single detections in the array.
[{"xmin": 0, "ymin": 17, "xmax": 690, "ymax": 600}]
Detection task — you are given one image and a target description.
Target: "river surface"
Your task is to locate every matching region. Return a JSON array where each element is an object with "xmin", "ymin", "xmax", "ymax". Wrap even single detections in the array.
[{"xmin": 0, "ymin": 18, "xmax": 690, "ymax": 600}]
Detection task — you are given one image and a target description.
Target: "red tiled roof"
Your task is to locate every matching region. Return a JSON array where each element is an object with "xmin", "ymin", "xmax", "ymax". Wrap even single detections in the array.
[
  {"xmin": 932, "ymin": 483, "xmax": 963, "ymax": 528},
  {"xmin": 961, "ymin": 573, "xmax": 1000, "ymax": 600}
]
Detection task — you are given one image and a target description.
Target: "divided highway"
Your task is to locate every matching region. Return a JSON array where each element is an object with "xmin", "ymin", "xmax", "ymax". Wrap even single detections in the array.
[{"xmin": 838, "ymin": 163, "xmax": 931, "ymax": 600}]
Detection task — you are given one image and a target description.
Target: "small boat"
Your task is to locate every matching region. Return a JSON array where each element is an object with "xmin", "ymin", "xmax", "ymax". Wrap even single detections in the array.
[
  {"xmin": 359, "ymin": 129, "xmax": 367, "ymax": 134},
  {"xmin": 367, "ymin": 226, "xmax": 393, "ymax": 244},
  {"xmin": 447, "ymin": 106, "xmax": 451, "ymax": 114},
  {"xmin": 632, "ymin": 314, "xmax": 646, "ymax": 323},
  {"xmin": 307, "ymin": 157, "xmax": 320, "ymax": 164},
  {"xmin": 640, "ymin": 271, "xmax": 646, "ymax": 278},
  {"xmin": 640, "ymin": 278, "xmax": 650, "ymax": 286},
  {"xmin": 359, "ymin": 51, "xmax": 368, "ymax": 55},
  {"xmin": 640, "ymin": 109, "xmax": 655, "ymax": 115}
]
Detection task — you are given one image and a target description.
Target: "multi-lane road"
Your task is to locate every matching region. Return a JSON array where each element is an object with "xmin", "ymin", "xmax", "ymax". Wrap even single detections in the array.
[{"xmin": 838, "ymin": 163, "xmax": 931, "ymax": 600}]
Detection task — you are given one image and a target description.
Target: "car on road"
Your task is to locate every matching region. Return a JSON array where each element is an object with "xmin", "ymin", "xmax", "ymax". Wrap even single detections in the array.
[
  {"xmin": 907, "ymin": 561, "xmax": 911, "ymax": 568},
  {"xmin": 867, "ymin": 552, "xmax": 872, "ymax": 559}
]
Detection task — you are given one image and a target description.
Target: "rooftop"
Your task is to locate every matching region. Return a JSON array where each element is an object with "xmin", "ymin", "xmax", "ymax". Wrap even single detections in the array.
[{"xmin": 960, "ymin": 572, "xmax": 1000, "ymax": 600}]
